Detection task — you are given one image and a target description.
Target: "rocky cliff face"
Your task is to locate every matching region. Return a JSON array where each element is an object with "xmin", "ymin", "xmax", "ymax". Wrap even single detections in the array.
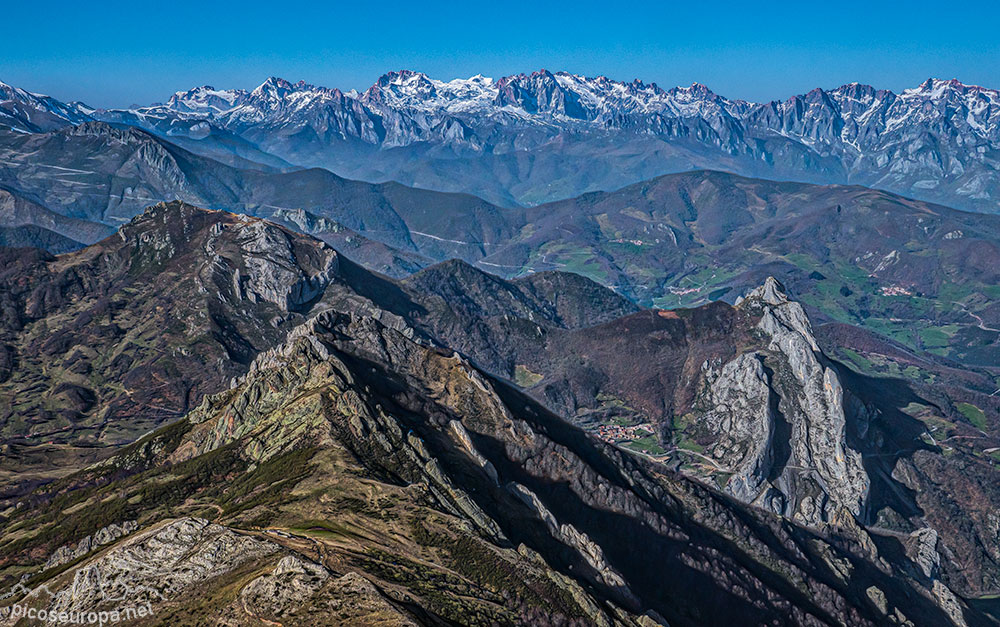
[{"xmin": 699, "ymin": 278, "xmax": 868, "ymax": 526}]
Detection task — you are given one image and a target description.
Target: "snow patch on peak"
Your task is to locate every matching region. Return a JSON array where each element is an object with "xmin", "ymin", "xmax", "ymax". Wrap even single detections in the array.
[
  {"xmin": 167, "ymin": 85, "xmax": 247, "ymax": 115},
  {"xmin": 362, "ymin": 70, "xmax": 497, "ymax": 112},
  {"xmin": 0, "ymin": 79, "xmax": 93, "ymax": 130},
  {"xmin": 903, "ymin": 78, "xmax": 997, "ymax": 101}
]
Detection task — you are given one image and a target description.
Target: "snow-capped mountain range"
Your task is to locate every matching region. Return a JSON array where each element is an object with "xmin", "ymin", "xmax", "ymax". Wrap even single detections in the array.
[
  {"xmin": 3, "ymin": 71, "xmax": 1000, "ymax": 211},
  {"xmin": 0, "ymin": 80, "xmax": 92, "ymax": 133}
]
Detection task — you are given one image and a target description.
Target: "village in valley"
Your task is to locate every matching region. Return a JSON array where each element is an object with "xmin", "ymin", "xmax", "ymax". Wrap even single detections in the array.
[
  {"xmin": 596, "ymin": 422, "xmax": 656, "ymax": 443},
  {"xmin": 595, "ymin": 421, "xmax": 667, "ymax": 457}
]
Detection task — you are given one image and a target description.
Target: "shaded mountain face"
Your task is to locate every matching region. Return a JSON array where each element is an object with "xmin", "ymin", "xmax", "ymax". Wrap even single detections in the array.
[
  {"xmin": 0, "ymin": 226, "xmax": 81, "ymax": 254},
  {"xmin": 1, "ymin": 203, "xmax": 999, "ymax": 625},
  {"xmin": 72, "ymin": 71, "xmax": 1000, "ymax": 212},
  {"xmin": 267, "ymin": 207, "xmax": 432, "ymax": 278},
  {"xmin": 0, "ymin": 188, "xmax": 113, "ymax": 248},
  {"xmin": 0, "ymin": 120, "xmax": 516, "ymax": 257}
]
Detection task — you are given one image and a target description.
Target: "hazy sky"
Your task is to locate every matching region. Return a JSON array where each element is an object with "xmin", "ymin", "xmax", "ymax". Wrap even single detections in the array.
[{"xmin": 3, "ymin": 0, "xmax": 999, "ymax": 108}]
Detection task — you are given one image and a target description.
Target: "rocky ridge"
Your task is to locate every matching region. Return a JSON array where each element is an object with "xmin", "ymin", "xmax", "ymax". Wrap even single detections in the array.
[
  {"xmin": 43, "ymin": 520, "xmax": 139, "ymax": 570},
  {"xmin": 0, "ymin": 202, "xmax": 347, "ymax": 501}
]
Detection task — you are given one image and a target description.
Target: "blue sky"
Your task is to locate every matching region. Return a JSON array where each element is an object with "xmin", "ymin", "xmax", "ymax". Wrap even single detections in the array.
[{"xmin": 4, "ymin": 0, "xmax": 999, "ymax": 108}]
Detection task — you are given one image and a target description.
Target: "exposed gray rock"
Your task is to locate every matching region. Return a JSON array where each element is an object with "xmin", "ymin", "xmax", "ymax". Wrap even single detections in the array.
[
  {"xmin": 702, "ymin": 278, "xmax": 869, "ymax": 527},
  {"xmin": 238, "ymin": 554, "xmax": 330, "ymax": 617},
  {"xmin": 44, "ymin": 520, "xmax": 139, "ymax": 570},
  {"xmin": 44, "ymin": 518, "xmax": 276, "ymax": 614},
  {"xmin": 905, "ymin": 527, "xmax": 942, "ymax": 579},
  {"xmin": 270, "ymin": 208, "xmax": 345, "ymax": 235},
  {"xmin": 701, "ymin": 352, "xmax": 775, "ymax": 503},
  {"xmin": 932, "ymin": 580, "xmax": 969, "ymax": 627},
  {"xmin": 509, "ymin": 482, "xmax": 636, "ymax": 602},
  {"xmin": 92, "ymin": 521, "xmax": 139, "ymax": 547},
  {"xmin": 230, "ymin": 218, "xmax": 340, "ymax": 312},
  {"xmin": 449, "ymin": 419, "xmax": 499, "ymax": 485},
  {"xmin": 866, "ymin": 586, "xmax": 889, "ymax": 615}
]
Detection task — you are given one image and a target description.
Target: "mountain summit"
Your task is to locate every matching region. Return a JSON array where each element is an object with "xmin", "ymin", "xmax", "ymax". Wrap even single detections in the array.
[{"xmin": 0, "ymin": 79, "xmax": 91, "ymax": 132}]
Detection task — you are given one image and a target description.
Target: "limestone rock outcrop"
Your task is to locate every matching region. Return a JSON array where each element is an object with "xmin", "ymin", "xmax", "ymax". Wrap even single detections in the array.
[
  {"xmin": 44, "ymin": 520, "xmax": 139, "ymax": 570},
  {"xmin": 45, "ymin": 518, "xmax": 276, "ymax": 615},
  {"xmin": 704, "ymin": 278, "xmax": 869, "ymax": 527}
]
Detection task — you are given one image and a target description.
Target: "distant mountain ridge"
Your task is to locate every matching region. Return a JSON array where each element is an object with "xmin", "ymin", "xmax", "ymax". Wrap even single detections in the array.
[
  {"xmin": 71, "ymin": 70, "xmax": 1000, "ymax": 211},
  {"xmin": 6, "ymin": 72, "xmax": 1000, "ymax": 211},
  {"xmin": 0, "ymin": 79, "xmax": 92, "ymax": 133}
]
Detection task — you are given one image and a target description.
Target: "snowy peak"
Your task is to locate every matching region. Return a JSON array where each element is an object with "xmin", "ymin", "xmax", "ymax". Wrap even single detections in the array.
[
  {"xmin": 828, "ymin": 82, "xmax": 885, "ymax": 105},
  {"xmin": 251, "ymin": 76, "xmax": 297, "ymax": 98},
  {"xmin": 369, "ymin": 70, "xmax": 434, "ymax": 91},
  {"xmin": 492, "ymin": 71, "xmax": 747, "ymax": 120},
  {"xmin": 0, "ymin": 79, "xmax": 32, "ymax": 103},
  {"xmin": 883, "ymin": 78, "xmax": 1000, "ymax": 139},
  {"xmin": 362, "ymin": 70, "xmax": 439, "ymax": 106},
  {"xmin": 205, "ymin": 77, "xmax": 354, "ymax": 126},
  {"xmin": 668, "ymin": 82, "xmax": 716, "ymax": 100},
  {"xmin": 240, "ymin": 77, "xmax": 337, "ymax": 111},
  {"xmin": 494, "ymin": 69, "xmax": 592, "ymax": 118},
  {"xmin": 900, "ymin": 78, "xmax": 1000, "ymax": 109},
  {"xmin": 162, "ymin": 77, "xmax": 350, "ymax": 122},
  {"xmin": 359, "ymin": 71, "xmax": 494, "ymax": 113},
  {"xmin": 662, "ymin": 82, "xmax": 748, "ymax": 117},
  {"xmin": 248, "ymin": 76, "xmax": 303, "ymax": 104},
  {"xmin": 166, "ymin": 85, "xmax": 248, "ymax": 114},
  {"xmin": 0, "ymin": 79, "xmax": 92, "ymax": 132},
  {"xmin": 909, "ymin": 77, "xmax": 981, "ymax": 97},
  {"xmin": 139, "ymin": 70, "xmax": 748, "ymax": 125}
]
